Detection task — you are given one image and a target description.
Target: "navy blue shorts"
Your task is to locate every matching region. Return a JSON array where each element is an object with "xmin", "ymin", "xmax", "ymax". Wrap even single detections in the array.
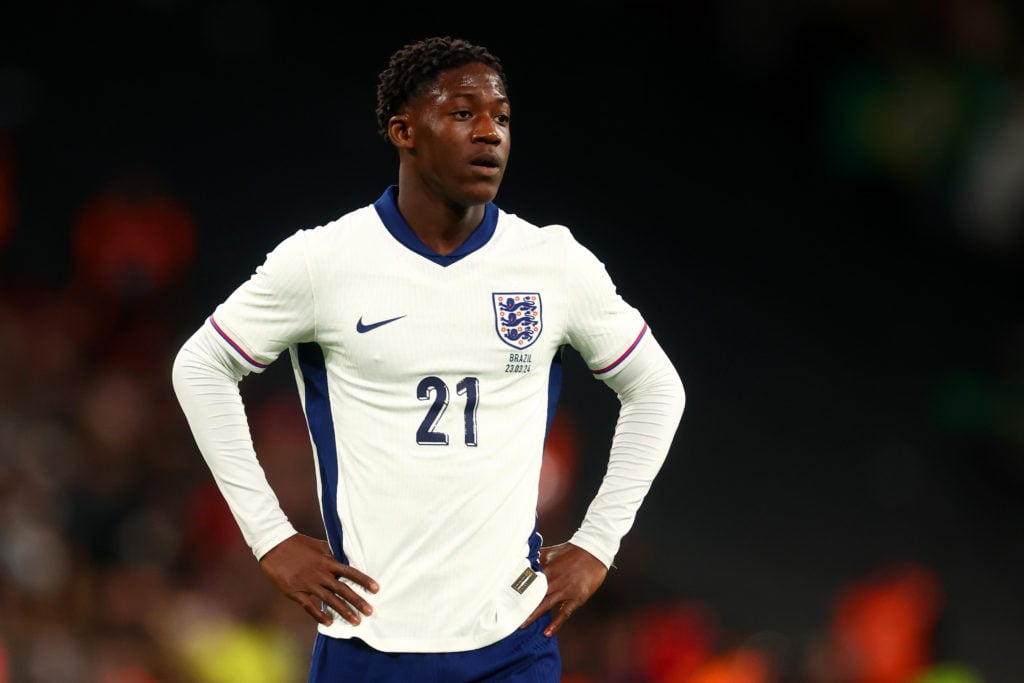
[{"xmin": 307, "ymin": 614, "xmax": 561, "ymax": 682}]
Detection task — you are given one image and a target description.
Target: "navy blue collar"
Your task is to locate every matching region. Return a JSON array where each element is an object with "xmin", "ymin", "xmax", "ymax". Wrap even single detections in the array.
[{"xmin": 373, "ymin": 185, "xmax": 498, "ymax": 266}]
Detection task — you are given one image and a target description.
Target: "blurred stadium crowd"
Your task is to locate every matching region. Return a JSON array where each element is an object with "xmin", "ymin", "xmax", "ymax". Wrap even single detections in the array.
[
  {"xmin": 2, "ymin": 0, "xmax": 1023, "ymax": 681},
  {"xmin": 0, "ymin": 179, "xmax": 990, "ymax": 681}
]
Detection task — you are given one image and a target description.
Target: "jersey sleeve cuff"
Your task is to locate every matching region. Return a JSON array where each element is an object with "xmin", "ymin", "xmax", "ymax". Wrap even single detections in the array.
[
  {"xmin": 567, "ymin": 531, "xmax": 617, "ymax": 569},
  {"xmin": 251, "ymin": 524, "xmax": 300, "ymax": 561}
]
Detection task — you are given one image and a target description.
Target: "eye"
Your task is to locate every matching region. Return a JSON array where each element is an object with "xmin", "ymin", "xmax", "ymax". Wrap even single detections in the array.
[
  {"xmin": 452, "ymin": 110, "xmax": 472, "ymax": 120},
  {"xmin": 495, "ymin": 113, "xmax": 510, "ymax": 126}
]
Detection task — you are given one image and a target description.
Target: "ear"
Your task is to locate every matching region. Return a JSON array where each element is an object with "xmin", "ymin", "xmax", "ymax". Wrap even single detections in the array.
[{"xmin": 387, "ymin": 114, "xmax": 413, "ymax": 148}]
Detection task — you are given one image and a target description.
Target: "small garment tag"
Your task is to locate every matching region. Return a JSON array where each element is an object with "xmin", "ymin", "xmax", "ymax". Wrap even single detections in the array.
[{"xmin": 511, "ymin": 567, "xmax": 537, "ymax": 594}]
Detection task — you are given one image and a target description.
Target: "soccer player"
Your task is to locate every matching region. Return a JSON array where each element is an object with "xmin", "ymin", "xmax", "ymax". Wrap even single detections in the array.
[{"xmin": 172, "ymin": 36, "xmax": 685, "ymax": 682}]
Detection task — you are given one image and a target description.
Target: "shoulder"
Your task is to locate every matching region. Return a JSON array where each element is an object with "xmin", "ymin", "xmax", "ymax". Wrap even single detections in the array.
[
  {"xmin": 271, "ymin": 203, "xmax": 380, "ymax": 256},
  {"xmin": 497, "ymin": 211, "xmax": 607, "ymax": 274},
  {"xmin": 496, "ymin": 210, "xmax": 580, "ymax": 250},
  {"xmin": 302, "ymin": 204, "xmax": 379, "ymax": 241}
]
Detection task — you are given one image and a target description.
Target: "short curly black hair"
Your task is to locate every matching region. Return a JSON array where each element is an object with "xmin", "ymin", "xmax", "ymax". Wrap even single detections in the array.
[{"xmin": 375, "ymin": 36, "xmax": 507, "ymax": 140}]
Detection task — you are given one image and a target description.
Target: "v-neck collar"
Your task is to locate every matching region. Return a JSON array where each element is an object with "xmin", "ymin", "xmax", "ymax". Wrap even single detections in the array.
[{"xmin": 373, "ymin": 185, "xmax": 498, "ymax": 267}]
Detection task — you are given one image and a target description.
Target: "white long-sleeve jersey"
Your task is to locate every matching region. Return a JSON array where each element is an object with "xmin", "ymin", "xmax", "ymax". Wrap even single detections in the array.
[{"xmin": 172, "ymin": 186, "xmax": 685, "ymax": 653}]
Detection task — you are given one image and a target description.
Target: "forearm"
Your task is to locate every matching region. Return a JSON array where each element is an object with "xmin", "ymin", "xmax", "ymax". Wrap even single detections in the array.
[
  {"xmin": 569, "ymin": 334, "xmax": 685, "ymax": 567},
  {"xmin": 171, "ymin": 323, "xmax": 296, "ymax": 559}
]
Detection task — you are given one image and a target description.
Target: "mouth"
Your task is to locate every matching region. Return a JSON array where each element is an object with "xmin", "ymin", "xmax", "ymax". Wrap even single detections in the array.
[{"xmin": 470, "ymin": 154, "xmax": 502, "ymax": 175}]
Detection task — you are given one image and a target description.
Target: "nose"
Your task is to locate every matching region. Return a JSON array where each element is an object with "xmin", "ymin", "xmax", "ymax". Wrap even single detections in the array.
[{"xmin": 473, "ymin": 118, "xmax": 502, "ymax": 144}]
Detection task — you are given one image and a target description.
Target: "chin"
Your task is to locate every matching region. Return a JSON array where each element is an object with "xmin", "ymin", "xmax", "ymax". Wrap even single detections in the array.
[{"xmin": 460, "ymin": 180, "xmax": 501, "ymax": 206}]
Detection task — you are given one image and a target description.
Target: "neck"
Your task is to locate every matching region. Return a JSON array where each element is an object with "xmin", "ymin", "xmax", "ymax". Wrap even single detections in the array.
[{"xmin": 395, "ymin": 173, "xmax": 488, "ymax": 256}]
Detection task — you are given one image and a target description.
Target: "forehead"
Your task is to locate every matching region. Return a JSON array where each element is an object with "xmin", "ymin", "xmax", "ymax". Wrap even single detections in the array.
[{"xmin": 427, "ymin": 62, "xmax": 507, "ymax": 101}]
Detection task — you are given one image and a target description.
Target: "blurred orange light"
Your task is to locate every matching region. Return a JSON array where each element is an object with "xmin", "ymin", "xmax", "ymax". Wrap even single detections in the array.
[
  {"xmin": 72, "ymin": 173, "xmax": 197, "ymax": 300},
  {"xmin": 831, "ymin": 562, "xmax": 943, "ymax": 683}
]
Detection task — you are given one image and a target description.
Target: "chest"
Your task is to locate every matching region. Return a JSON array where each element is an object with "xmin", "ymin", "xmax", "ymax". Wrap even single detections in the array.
[{"xmin": 311, "ymin": 256, "xmax": 566, "ymax": 384}]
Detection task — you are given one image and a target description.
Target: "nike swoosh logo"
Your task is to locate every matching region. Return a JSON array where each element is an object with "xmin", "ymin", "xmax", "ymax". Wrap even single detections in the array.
[{"xmin": 356, "ymin": 315, "xmax": 407, "ymax": 333}]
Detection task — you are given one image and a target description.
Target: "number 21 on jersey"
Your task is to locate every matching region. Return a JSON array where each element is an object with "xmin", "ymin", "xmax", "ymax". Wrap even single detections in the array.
[{"xmin": 416, "ymin": 376, "xmax": 480, "ymax": 447}]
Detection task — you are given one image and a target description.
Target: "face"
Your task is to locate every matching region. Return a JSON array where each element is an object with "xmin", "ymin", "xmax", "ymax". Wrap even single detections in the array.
[{"xmin": 397, "ymin": 62, "xmax": 511, "ymax": 208}]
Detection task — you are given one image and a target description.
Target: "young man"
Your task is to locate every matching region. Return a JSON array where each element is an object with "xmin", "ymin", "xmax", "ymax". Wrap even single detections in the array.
[{"xmin": 172, "ymin": 36, "xmax": 685, "ymax": 681}]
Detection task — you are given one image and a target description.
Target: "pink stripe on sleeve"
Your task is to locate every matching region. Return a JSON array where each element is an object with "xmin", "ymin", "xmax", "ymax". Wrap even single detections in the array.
[
  {"xmin": 593, "ymin": 322, "xmax": 648, "ymax": 376},
  {"xmin": 209, "ymin": 316, "xmax": 268, "ymax": 368}
]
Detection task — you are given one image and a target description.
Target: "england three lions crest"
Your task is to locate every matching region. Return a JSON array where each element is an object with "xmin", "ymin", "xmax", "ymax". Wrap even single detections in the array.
[{"xmin": 493, "ymin": 293, "xmax": 542, "ymax": 349}]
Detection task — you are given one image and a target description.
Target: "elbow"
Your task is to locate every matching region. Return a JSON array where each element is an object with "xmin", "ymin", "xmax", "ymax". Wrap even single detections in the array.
[
  {"xmin": 172, "ymin": 326, "xmax": 246, "ymax": 398},
  {"xmin": 170, "ymin": 339, "xmax": 196, "ymax": 401},
  {"xmin": 670, "ymin": 372, "xmax": 686, "ymax": 423},
  {"xmin": 170, "ymin": 328, "xmax": 222, "ymax": 397},
  {"xmin": 675, "ymin": 369, "xmax": 686, "ymax": 412}
]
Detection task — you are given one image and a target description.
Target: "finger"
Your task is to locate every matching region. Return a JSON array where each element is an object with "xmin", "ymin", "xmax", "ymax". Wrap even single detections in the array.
[
  {"xmin": 519, "ymin": 605, "xmax": 545, "ymax": 630},
  {"xmin": 544, "ymin": 601, "xmax": 577, "ymax": 637},
  {"xmin": 333, "ymin": 563, "xmax": 380, "ymax": 593},
  {"xmin": 297, "ymin": 594, "xmax": 333, "ymax": 626},
  {"xmin": 319, "ymin": 591, "xmax": 366, "ymax": 626},
  {"xmin": 520, "ymin": 594, "xmax": 558, "ymax": 630},
  {"xmin": 331, "ymin": 582, "xmax": 375, "ymax": 617}
]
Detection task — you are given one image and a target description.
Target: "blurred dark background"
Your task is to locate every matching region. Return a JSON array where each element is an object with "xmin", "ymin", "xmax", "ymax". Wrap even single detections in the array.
[{"xmin": 1, "ymin": 2, "xmax": 1022, "ymax": 682}]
